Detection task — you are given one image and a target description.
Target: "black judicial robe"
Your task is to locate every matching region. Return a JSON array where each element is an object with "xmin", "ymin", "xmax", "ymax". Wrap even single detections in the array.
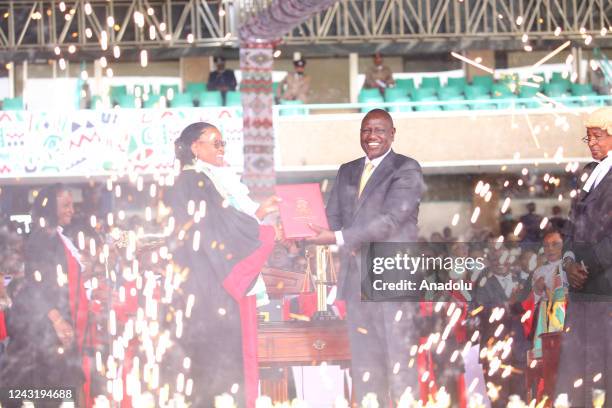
[
  {"xmin": 0, "ymin": 228, "xmax": 85, "ymax": 404},
  {"xmin": 164, "ymin": 168, "xmax": 262, "ymax": 407},
  {"xmin": 555, "ymin": 166, "xmax": 612, "ymax": 406}
]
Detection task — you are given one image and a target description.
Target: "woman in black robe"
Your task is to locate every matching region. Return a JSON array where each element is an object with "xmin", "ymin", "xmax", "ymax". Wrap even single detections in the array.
[
  {"xmin": 0, "ymin": 184, "xmax": 90, "ymax": 408},
  {"xmin": 165, "ymin": 122, "xmax": 278, "ymax": 407}
]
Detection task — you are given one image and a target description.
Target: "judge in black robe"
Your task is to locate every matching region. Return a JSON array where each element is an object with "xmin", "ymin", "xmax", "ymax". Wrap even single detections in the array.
[
  {"xmin": 556, "ymin": 107, "xmax": 612, "ymax": 406},
  {"xmin": 165, "ymin": 122, "xmax": 278, "ymax": 408},
  {"xmin": 0, "ymin": 185, "xmax": 89, "ymax": 408}
]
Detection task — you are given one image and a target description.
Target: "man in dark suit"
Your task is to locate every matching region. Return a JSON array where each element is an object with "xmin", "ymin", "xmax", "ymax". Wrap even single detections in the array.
[
  {"xmin": 556, "ymin": 107, "xmax": 612, "ymax": 406},
  {"xmin": 207, "ymin": 56, "xmax": 237, "ymax": 104},
  {"xmin": 308, "ymin": 109, "xmax": 425, "ymax": 406}
]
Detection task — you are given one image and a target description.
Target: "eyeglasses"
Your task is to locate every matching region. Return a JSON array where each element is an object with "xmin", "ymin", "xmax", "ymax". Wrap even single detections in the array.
[
  {"xmin": 581, "ymin": 135, "xmax": 609, "ymax": 144},
  {"xmin": 360, "ymin": 128, "xmax": 387, "ymax": 136},
  {"xmin": 196, "ymin": 139, "xmax": 226, "ymax": 149},
  {"xmin": 582, "ymin": 129, "xmax": 609, "ymax": 144}
]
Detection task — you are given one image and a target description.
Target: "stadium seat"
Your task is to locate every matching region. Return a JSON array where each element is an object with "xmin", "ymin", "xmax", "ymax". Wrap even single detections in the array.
[
  {"xmin": 110, "ymin": 85, "xmax": 127, "ymax": 101},
  {"xmin": 440, "ymin": 95, "xmax": 469, "ymax": 111},
  {"xmin": 551, "ymin": 72, "xmax": 567, "ymax": 82},
  {"xmin": 492, "ymin": 93, "xmax": 518, "ymax": 109},
  {"xmin": 160, "ymin": 84, "xmax": 180, "ymax": 99},
  {"xmin": 544, "ymin": 82, "xmax": 570, "ymax": 98},
  {"xmin": 170, "ymin": 93, "xmax": 195, "ymax": 108},
  {"xmin": 412, "ymin": 87, "xmax": 437, "ymax": 99},
  {"xmin": 279, "ymin": 99, "xmax": 308, "ymax": 116},
  {"xmin": 464, "ymin": 85, "xmax": 489, "ymax": 100},
  {"xmin": 468, "ymin": 93, "xmax": 496, "ymax": 110},
  {"xmin": 446, "ymin": 77, "xmax": 467, "ymax": 89},
  {"xmin": 359, "ymin": 88, "xmax": 382, "ymax": 100},
  {"xmin": 186, "ymin": 82, "xmax": 207, "ymax": 94},
  {"xmin": 472, "ymin": 75, "xmax": 494, "ymax": 91},
  {"xmin": 570, "ymin": 83, "xmax": 596, "ymax": 96},
  {"xmin": 116, "ymin": 94, "xmax": 137, "ymax": 108},
  {"xmin": 143, "ymin": 94, "xmax": 162, "ymax": 108},
  {"xmin": 438, "ymin": 86, "xmax": 463, "ymax": 99},
  {"xmin": 518, "ymin": 85, "xmax": 541, "ymax": 108},
  {"xmin": 225, "ymin": 91, "xmax": 242, "ymax": 107},
  {"xmin": 420, "ymin": 76, "xmax": 441, "ymax": 89},
  {"xmin": 491, "ymin": 83, "xmax": 515, "ymax": 98},
  {"xmin": 198, "ymin": 91, "xmax": 223, "ymax": 107},
  {"xmin": 413, "ymin": 95, "xmax": 442, "ymax": 111},
  {"xmin": 387, "ymin": 96, "xmax": 412, "ymax": 113},
  {"xmin": 394, "ymin": 78, "xmax": 415, "ymax": 93},
  {"xmin": 384, "ymin": 87, "xmax": 409, "ymax": 102},
  {"xmin": 2, "ymin": 97, "xmax": 24, "ymax": 110}
]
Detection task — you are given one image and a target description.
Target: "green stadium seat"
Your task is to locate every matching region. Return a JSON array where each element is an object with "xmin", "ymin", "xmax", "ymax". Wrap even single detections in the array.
[
  {"xmin": 570, "ymin": 83, "xmax": 596, "ymax": 96},
  {"xmin": 143, "ymin": 94, "xmax": 162, "ymax": 108},
  {"xmin": 464, "ymin": 85, "xmax": 489, "ymax": 100},
  {"xmin": 359, "ymin": 88, "xmax": 382, "ymax": 100},
  {"xmin": 491, "ymin": 83, "xmax": 515, "ymax": 98},
  {"xmin": 493, "ymin": 93, "xmax": 518, "ymax": 109},
  {"xmin": 413, "ymin": 87, "xmax": 437, "ymax": 99},
  {"xmin": 186, "ymin": 82, "xmax": 207, "ymax": 94},
  {"xmin": 446, "ymin": 77, "xmax": 467, "ymax": 89},
  {"xmin": 110, "ymin": 85, "xmax": 127, "ymax": 100},
  {"xmin": 438, "ymin": 86, "xmax": 463, "ymax": 99},
  {"xmin": 170, "ymin": 93, "xmax": 195, "ymax": 108},
  {"xmin": 198, "ymin": 91, "xmax": 223, "ymax": 107},
  {"xmin": 413, "ymin": 96, "xmax": 442, "ymax": 111},
  {"xmin": 272, "ymin": 82, "xmax": 280, "ymax": 96},
  {"xmin": 225, "ymin": 91, "xmax": 242, "ymax": 107},
  {"xmin": 160, "ymin": 84, "xmax": 180, "ymax": 99},
  {"xmin": 395, "ymin": 79, "xmax": 415, "ymax": 93},
  {"xmin": 387, "ymin": 96, "xmax": 412, "ymax": 113},
  {"xmin": 468, "ymin": 93, "xmax": 496, "ymax": 110},
  {"xmin": 2, "ymin": 97, "xmax": 24, "ymax": 110},
  {"xmin": 518, "ymin": 85, "xmax": 542, "ymax": 108},
  {"xmin": 441, "ymin": 95, "xmax": 469, "ymax": 111},
  {"xmin": 279, "ymin": 99, "xmax": 308, "ymax": 116},
  {"xmin": 117, "ymin": 94, "xmax": 137, "ymax": 108},
  {"xmin": 384, "ymin": 87, "xmax": 409, "ymax": 102},
  {"xmin": 551, "ymin": 72, "xmax": 567, "ymax": 82},
  {"xmin": 472, "ymin": 75, "xmax": 494, "ymax": 91},
  {"xmin": 544, "ymin": 82, "xmax": 570, "ymax": 98},
  {"xmin": 420, "ymin": 76, "xmax": 441, "ymax": 89}
]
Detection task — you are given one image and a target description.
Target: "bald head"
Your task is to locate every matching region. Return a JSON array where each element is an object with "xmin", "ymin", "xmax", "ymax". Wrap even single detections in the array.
[{"xmin": 362, "ymin": 109, "xmax": 394, "ymax": 127}]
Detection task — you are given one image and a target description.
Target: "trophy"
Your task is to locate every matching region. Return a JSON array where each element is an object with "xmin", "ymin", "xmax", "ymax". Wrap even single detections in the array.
[{"xmin": 312, "ymin": 245, "xmax": 338, "ymax": 321}]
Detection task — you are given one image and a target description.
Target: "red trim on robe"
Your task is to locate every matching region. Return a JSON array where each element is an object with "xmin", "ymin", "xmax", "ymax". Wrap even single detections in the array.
[
  {"xmin": 418, "ymin": 302, "xmax": 437, "ymax": 402},
  {"xmin": 521, "ymin": 292, "xmax": 535, "ymax": 338},
  {"xmin": 223, "ymin": 225, "xmax": 276, "ymax": 408},
  {"xmin": 0, "ymin": 310, "xmax": 6, "ymax": 340},
  {"xmin": 63, "ymin": 243, "xmax": 93, "ymax": 408}
]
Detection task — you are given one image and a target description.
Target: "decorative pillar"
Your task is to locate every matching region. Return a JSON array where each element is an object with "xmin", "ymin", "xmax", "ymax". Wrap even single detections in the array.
[{"xmin": 240, "ymin": 42, "xmax": 276, "ymax": 198}]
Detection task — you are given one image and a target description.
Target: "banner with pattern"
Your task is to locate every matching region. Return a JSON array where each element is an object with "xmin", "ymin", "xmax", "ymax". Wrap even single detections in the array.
[{"xmin": 0, "ymin": 107, "xmax": 243, "ymax": 180}]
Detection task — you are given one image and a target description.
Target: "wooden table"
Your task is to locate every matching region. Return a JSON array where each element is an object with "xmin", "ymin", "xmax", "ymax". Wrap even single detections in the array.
[{"xmin": 258, "ymin": 320, "xmax": 351, "ymax": 402}]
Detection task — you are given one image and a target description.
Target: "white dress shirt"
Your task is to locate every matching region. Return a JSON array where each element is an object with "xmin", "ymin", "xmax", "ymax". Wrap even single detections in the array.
[
  {"xmin": 532, "ymin": 259, "xmax": 566, "ymax": 303},
  {"xmin": 334, "ymin": 148, "xmax": 392, "ymax": 246},
  {"xmin": 583, "ymin": 154, "xmax": 611, "ymax": 193}
]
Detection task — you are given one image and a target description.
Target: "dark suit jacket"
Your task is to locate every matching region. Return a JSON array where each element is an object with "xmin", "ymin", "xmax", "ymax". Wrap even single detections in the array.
[
  {"xmin": 565, "ymin": 165, "xmax": 612, "ymax": 297},
  {"xmin": 326, "ymin": 149, "xmax": 425, "ymax": 299}
]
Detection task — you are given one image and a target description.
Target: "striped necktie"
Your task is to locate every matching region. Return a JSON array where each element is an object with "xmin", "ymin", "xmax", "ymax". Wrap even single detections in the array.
[{"xmin": 358, "ymin": 162, "xmax": 374, "ymax": 197}]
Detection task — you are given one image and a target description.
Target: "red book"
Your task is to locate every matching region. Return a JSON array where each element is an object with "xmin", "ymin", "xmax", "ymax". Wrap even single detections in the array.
[{"xmin": 275, "ymin": 183, "xmax": 329, "ymax": 239}]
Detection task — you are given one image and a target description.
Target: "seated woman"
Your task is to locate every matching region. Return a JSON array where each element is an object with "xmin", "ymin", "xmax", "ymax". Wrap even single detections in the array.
[
  {"xmin": 164, "ymin": 122, "xmax": 279, "ymax": 408},
  {"xmin": 0, "ymin": 184, "xmax": 91, "ymax": 408}
]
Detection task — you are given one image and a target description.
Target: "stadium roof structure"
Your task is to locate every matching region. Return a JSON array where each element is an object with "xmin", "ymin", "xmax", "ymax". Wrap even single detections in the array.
[{"xmin": 0, "ymin": 0, "xmax": 610, "ymax": 61}]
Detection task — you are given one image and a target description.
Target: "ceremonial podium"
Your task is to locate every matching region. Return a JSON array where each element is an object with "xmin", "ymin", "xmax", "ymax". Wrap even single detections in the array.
[{"xmin": 258, "ymin": 246, "xmax": 350, "ymax": 402}]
